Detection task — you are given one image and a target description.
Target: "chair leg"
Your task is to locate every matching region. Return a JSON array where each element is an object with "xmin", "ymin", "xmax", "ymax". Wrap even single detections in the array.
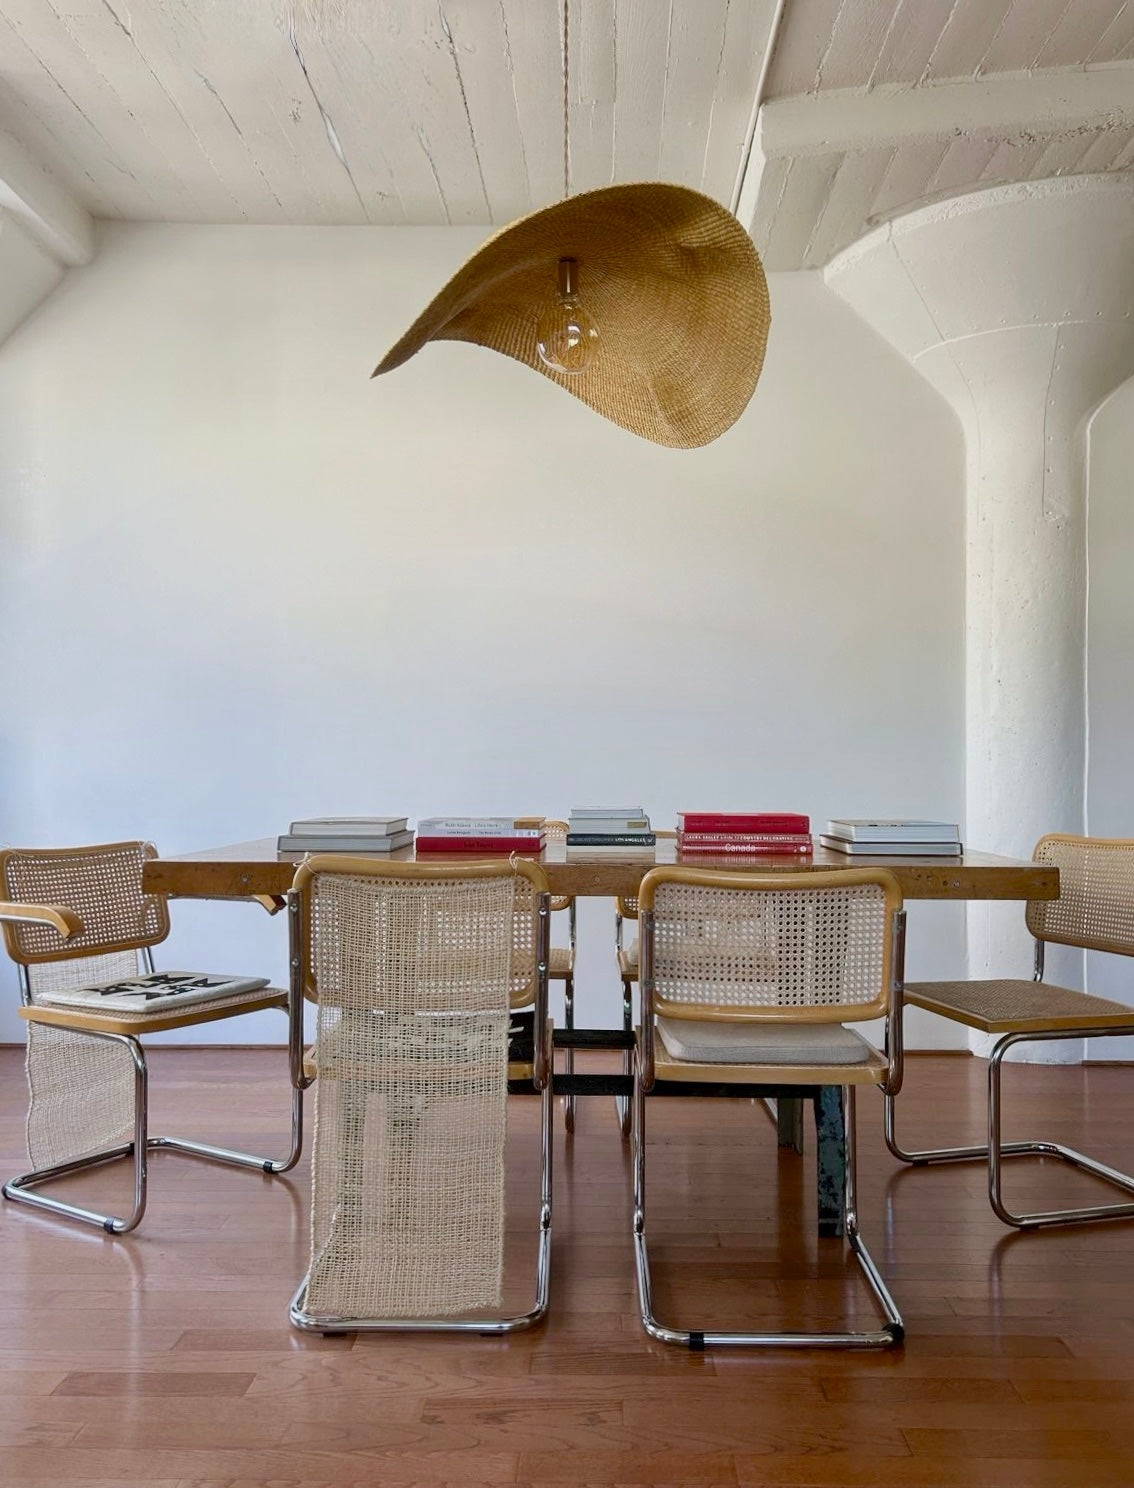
[
  {"xmin": 615, "ymin": 977, "xmax": 633, "ymax": 1140},
  {"xmin": 563, "ymin": 974, "xmax": 576, "ymax": 1134},
  {"xmin": 3, "ymin": 1031, "xmax": 304, "ymax": 1235},
  {"xmin": 633, "ymin": 1075, "xmax": 902, "ymax": 1349},
  {"xmin": 292, "ymin": 1077, "xmax": 553, "ymax": 1333},
  {"xmin": 887, "ymin": 1026, "xmax": 1134, "ymax": 1229}
]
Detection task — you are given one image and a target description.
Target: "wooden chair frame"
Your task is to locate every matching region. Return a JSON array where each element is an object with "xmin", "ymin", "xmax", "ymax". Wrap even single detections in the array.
[
  {"xmin": 0, "ymin": 843, "xmax": 304, "ymax": 1236},
  {"xmin": 633, "ymin": 865, "xmax": 906, "ymax": 1349},
  {"xmin": 885, "ymin": 834, "xmax": 1134, "ymax": 1229},
  {"xmin": 288, "ymin": 855, "xmax": 553, "ymax": 1334}
]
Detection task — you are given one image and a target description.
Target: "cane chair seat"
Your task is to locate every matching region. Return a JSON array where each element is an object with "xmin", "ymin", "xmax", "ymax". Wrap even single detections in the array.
[
  {"xmin": 886, "ymin": 834, "xmax": 1134, "ymax": 1230},
  {"xmin": 618, "ymin": 938, "xmax": 638, "ymax": 976},
  {"xmin": 548, "ymin": 946, "xmax": 574, "ymax": 979},
  {"xmin": 655, "ymin": 1016, "xmax": 881, "ymax": 1069},
  {"xmin": 906, "ymin": 978, "xmax": 1134, "ymax": 1035},
  {"xmin": 20, "ymin": 986, "xmax": 287, "ymax": 1038}
]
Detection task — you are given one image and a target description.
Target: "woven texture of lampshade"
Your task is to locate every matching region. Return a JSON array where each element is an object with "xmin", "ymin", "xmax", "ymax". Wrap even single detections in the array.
[{"xmin": 372, "ymin": 182, "xmax": 771, "ymax": 449}]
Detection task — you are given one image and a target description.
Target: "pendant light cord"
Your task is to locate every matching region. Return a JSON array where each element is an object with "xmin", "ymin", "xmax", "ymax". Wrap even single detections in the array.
[{"xmin": 562, "ymin": 0, "xmax": 570, "ymax": 199}]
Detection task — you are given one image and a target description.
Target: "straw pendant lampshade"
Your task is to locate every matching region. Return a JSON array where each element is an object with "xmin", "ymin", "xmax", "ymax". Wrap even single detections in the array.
[{"xmin": 372, "ymin": 181, "xmax": 771, "ymax": 450}]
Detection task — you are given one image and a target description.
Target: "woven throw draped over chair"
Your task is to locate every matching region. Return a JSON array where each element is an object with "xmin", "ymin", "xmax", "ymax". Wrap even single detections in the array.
[
  {"xmin": 885, "ymin": 834, "xmax": 1134, "ymax": 1228},
  {"xmin": 0, "ymin": 841, "xmax": 303, "ymax": 1234},
  {"xmin": 633, "ymin": 866, "xmax": 906, "ymax": 1349},
  {"xmin": 289, "ymin": 856, "xmax": 553, "ymax": 1333}
]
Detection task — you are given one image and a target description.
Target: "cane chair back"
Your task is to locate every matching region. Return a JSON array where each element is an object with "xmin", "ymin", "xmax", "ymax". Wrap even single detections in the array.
[
  {"xmin": 290, "ymin": 855, "xmax": 552, "ymax": 1328},
  {"xmin": 640, "ymin": 867, "xmax": 899, "ymax": 1025},
  {"xmin": 541, "ymin": 820, "xmax": 572, "ymax": 913},
  {"xmin": 1025, "ymin": 835, "xmax": 1134, "ymax": 957}
]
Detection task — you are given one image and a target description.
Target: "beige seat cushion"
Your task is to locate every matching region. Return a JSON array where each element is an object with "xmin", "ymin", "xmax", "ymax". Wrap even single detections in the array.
[{"xmin": 656, "ymin": 1017, "xmax": 874, "ymax": 1066}]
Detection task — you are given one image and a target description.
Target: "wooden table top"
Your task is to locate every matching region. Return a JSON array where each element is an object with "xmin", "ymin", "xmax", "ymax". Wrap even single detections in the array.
[{"xmin": 142, "ymin": 837, "xmax": 1058, "ymax": 903}]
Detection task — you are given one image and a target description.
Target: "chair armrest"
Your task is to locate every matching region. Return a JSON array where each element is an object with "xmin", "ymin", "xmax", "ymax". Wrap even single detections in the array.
[{"xmin": 0, "ymin": 901, "xmax": 83, "ymax": 940}]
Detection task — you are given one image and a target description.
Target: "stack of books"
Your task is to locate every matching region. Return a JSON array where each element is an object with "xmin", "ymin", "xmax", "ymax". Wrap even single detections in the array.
[
  {"xmin": 415, "ymin": 818, "xmax": 546, "ymax": 854},
  {"xmin": 819, "ymin": 820, "xmax": 963, "ymax": 856},
  {"xmin": 676, "ymin": 812, "xmax": 813, "ymax": 856},
  {"xmin": 277, "ymin": 817, "xmax": 413, "ymax": 853},
  {"xmin": 565, "ymin": 807, "xmax": 656, "ymax": 857}
]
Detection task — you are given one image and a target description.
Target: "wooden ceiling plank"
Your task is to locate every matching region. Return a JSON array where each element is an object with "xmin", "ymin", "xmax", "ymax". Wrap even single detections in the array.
[
  {"xmin": 1090, "ymin": 2, "xmax": 1134, "ymax": 59},
  {"xmin": 568, "ymin": 0, "xmax": 616, "ymax": 196},
  {"xmin": 763, "ymin": 0, "xmax": 850, "ymax": 97},
  {"xmin": 812, "ymin": 0, "xmax": 904, "ymax": 92},
  {"xmin": 976, "ymin": 133, "xmax": 1055, "ymax": 189},
  {"xmin": 921, "ymin": 130, "xmax": 1001, "ymax": 201},
  {"xmin": 1034, "ymin": 1, "xmax": 1126, "ymax": 68},
  {"xmin": 802, "ymin": 143, "xmax": 892, "ymax": 264},
  {"xmin": 1108, "ymin": 126, "xmax": 1134, "ymax": 167},
  {"xmin": 1028, "ymin": 127, "xmax": 1112, "ymax": 179},
  {"xmin": 0, "ymin": 77, "xmax": 111, "ymax": 215},
  {"xmin": 868, "ymin": 136, "xmax": 950, "ymax": 221},
  {"xmin": 979, "ymin": 0, "xmax": 1086, "ymax": 76},
  {"xmin": 495, "ymin": 0, "xmax": 566, "ymax": 214},
  {"xmin": 746, "ymin": 147, "xmax": 790, "ymax": 253},
  {"xmin": 867, "ymin": 0, "xmax": 960, "ymax": 89},
  {"xmin": 922, "ymin": 0, "xmax": 1014, "ymax": 82},
  {"xmin": 612, "ymin": 0, "xmax": 668, "ymax": 184},
  {"xmin": 439, "ymin": 0, "xmax": 531, "ymax": 222},
  {"xmin": 0, "ymin": 1, "xmax": 166, "ymax": 217},
  {"xmin": 657, "ymin": 0, "xmax": 730, "ymax": 186},
  {"xmin": 699, "ymin": 0, "xmax": 779, "ymax": 205},
  {"xmin": 762, "ymin": 149, "xmax": 842, "ymax": 268},
  {"xmin": 1076, "ymin": 123, "xmax": 1134, "ymax": 171}
]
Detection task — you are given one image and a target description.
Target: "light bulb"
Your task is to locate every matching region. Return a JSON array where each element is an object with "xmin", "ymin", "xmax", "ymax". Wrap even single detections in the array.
[{"xmin": 536, "ymin": 258, "xmax": 599, "ymax": 374}]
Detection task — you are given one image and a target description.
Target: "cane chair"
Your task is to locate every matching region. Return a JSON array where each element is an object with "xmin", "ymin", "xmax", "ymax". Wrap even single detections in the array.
[
  {"xmin": 633, "ymin": 866, "xmax": 906, "ymax": 1349},
  {"xmin": 540, "ymin": 821, "xmax": 580, "ymax": 1131},
  {"xmin": 0, "ymin": 841, "xmax": 303, "ymax": 1235},
  {"xmin": 289, "ymin": 856, "xmax": 553, "ymax": 1333},
  {"xmin": 885, "ymin": 834, "xmax": 1134, "ymax": 1229}
]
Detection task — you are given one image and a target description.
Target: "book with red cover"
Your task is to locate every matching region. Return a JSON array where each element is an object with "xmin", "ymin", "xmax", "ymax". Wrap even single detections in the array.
[
  {"xmin": 678, "ymin": 832, "xmax": 813, "ymax": 847},
  {"xmin": 677, "ymin": 812, "xmax": 810, "ymax": 834},
  {"xmin": 415, "ymin": 835, "xmax": 545, "ymax": 854},
  {"xmin": 678, "ymin": 841, "xmax": 813, "ymax": 856}
]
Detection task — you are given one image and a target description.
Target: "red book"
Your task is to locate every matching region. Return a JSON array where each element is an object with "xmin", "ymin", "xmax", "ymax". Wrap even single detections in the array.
[
  {"xmin": 677, "ymin": 812, "xmax": 810, "ymax": 834},
  {"xmin": 678, "ymin": 841, "xmax": 813, "ymax": 856},
  {"xmin": 678, "ymin": 832, "xmax": 813, "ymax": 847},
  {"xmin": 415, "ymin": 836, "xmax": 545, "ymax": 854}
]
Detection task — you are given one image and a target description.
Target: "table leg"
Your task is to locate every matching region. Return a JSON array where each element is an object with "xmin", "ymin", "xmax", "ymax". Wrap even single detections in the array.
[
  {"xmin": 813, "ymin": 1086, "xmax": 846, "ymax": 1238},
  {"xmin": 774, "ymin": 1096, "xmax": 805, "ymax": 1151}
]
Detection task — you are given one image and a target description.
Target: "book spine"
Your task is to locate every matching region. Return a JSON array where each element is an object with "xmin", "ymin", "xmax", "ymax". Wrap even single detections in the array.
[
  {"xmin": 416, "ymin": 821, "xmax": 542, "ymax": 836},
  {"xmin": 679, "ymin": 843, "xmax": 812, "ymax": 855},
  {"xmin": 565, "ymin": 833, "xmax": 657, "ymax": 846},
  {"xmin": 678, "ymin": 814, "xmax": 810, "ymax": 833},
  {"xmin": 566, "ymin": 819, "xmax": 651, "ymax": 833},
  {"xmin": 415, "ymin": 837, "xmax": 545, "ymax": 853},
  {"xmin": 678, "ymin": 832, "xmax": 813, "ymax": 846}
]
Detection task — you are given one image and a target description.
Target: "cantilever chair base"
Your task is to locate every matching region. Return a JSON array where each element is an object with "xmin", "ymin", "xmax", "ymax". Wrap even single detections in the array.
[
  {"xmin": 634, "ymin": 1083, "xmax": 903, "ymax": 1350},
  {"xmin": 3, "ymin": 1022, "xmax": 303, "ymax": 1235},
  {"xmin": 290, "ymin": 1078, "xmax": 552, "ymax": 1334},
  {"xmin": 886, "ymin": 1024, "xmax": 1134, "ymax": 1229}
]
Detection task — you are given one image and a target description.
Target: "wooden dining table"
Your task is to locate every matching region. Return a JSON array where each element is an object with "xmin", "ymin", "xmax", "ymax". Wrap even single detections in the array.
[{"xmin": 143, "ymin": 838, "xmax": 1058, "ymax": 1238}]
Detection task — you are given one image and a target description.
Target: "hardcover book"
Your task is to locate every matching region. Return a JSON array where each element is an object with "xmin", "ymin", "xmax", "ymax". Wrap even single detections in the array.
[
  {"xmin": 825, "ymin": 819, "xmax": 960, "ymax": 843},
  {"xmin": 570, "ymin": 806, "xmax": 646, "ymax": 819},
  {"xmin": 677, "ymin": 812, "xmax": 810, "ymax": 834},
  {"xmin": 818, "ymin": 835, "xmax": 962, "ymax": 857},
  {"xmin": 565, "ymin": 832, "xmax": 657, "ymax": 847},
  {"xmin": 37, "ymin": 971, "xmax": 272, "ymax": 1014},
  {"xmin": 677, "ymin": 832, "xmax": 813, "ymax": 847},
  {"xmin": 288, "ymin": 816, "xmax": 408, "ymax": 836},
  {"xmin": 415, "ymin": 835, "xmax": 545, "ymax": 854},
  {"xmin": 278, "ymin": 830, "xmax": 414, "ymax": 853},
  {"xmin": 416, "ymin": 818, "xmax": 544, "ymax": 837},
  {"xmin": 678, "ymin": 842, "xmax": 812, "ymax": 856}
]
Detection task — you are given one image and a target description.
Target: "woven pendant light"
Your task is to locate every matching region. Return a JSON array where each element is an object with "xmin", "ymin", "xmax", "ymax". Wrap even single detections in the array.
[{"xmin": 371, "ymin": 3, "xmax": 771, "ymax": 449}]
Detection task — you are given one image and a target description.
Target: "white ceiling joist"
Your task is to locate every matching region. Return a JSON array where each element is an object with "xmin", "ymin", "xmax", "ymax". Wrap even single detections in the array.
[{"xmin": 0, "ymin": 126, "xmax": 92, "ymax": 265}]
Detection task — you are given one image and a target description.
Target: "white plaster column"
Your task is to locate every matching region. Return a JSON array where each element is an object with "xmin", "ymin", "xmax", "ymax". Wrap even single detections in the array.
[{"xmin": 825, "ymin": 176, "xmax": 1134, "ymax": 1041}]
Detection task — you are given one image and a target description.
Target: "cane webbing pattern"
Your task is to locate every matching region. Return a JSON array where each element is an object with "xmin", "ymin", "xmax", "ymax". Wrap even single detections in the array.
[
  {"xmin": 304, "ymin": 870, "xmax": 515, "ymax": 1319},
  {"xmin": 508, "ymin": 873, "xmax": 541, "ymax": 1009},
  {"xmin": 0, "ymin": 843, "xmax": 168, "ymax": 965},
  {"xmin": 650, "ymin": 880, "xmax": 889, "ymax": 1017},
  {"xmin": 906, "ymin": 978, "xmax": 1134, "ymax": 1035},
  {"xmin": 541, "ymin": 821, "xmax": 573, "ymax": 913},
  {"xmin": 24, "ymin": 1020, "xmax": 135, "ymax": 1169},
  {"xmin": 1026, "ymin": 837, "xmax": 1134, "ymax": 957}
]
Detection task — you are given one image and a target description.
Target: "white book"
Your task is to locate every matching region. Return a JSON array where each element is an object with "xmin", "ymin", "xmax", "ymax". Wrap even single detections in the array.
[
  {"xmin": 819, "ymin": 835, "xmax": 962, "ymax": 857},
  {"xmin": 278, "ymin": 830, "xmax": 414, "ymax": 853},
  {"xmin": 36, "ymin": 970, "xmax": 271, "ymax": 1015},
  {"xmin": 416, "ymin": 818, "xmax": 544, "ymax": 837},
  {"xmin": 569, "ymin": 806, "xmax": 647, "ymax": 820},
  {"xmin": 566, "ymin": 816, "xmax": 651, "ymax": 832},
  {"xmin": 288, "ymin": 816, "xmax": 408, "ymax": 836},
  {"xmin": 825, "ymin": 819, "xmax": 960, "ymax": 843}
]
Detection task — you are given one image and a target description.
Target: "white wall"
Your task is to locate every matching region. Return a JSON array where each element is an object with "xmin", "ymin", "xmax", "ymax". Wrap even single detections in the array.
[
  {"xmin": 1085, "ymin": 377, "xmax": 1134, "ymax": 1053},
  {"xmin": 0, "ymin": 208, "xmax": 63, "ymax": 345},
  {"xmin": 0, "ymin": 222, "xmax": 967, "ymax": 1045}
]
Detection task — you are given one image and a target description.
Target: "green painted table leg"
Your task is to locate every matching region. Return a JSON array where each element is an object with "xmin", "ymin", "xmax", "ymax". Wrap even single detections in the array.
[{"xmin": 814, "ymin": 1086, "xmax": 846, "ymax": 1238}]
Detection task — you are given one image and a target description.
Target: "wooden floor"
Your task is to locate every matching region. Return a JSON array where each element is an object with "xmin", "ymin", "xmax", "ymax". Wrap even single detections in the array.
[{"xmin": 2, "ymin": 1048, "xmax": 1134, "ymax": 1486}]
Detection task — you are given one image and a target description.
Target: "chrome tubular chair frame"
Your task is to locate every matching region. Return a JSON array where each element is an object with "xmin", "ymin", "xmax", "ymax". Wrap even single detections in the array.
[
  {"xmin": 884, "ymin": 835, "xmax": 1134, "ymax": 1230},
  {"xmin": 289, "ymin": 857, "xmax": 554, "ymax": 1334},
  {"xmin": 631, "ymin": 868, "xmax": 906, "ymax": 1350}
]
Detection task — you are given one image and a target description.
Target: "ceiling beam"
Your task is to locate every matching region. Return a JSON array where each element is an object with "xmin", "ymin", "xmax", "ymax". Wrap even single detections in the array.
[
  {"xmin": 759, "ymin": 62, "xmax": 1134, "ymax": 159},
  {"xmin": 0, "ymin": 128, "xmax": 93, "ymax": 266}
]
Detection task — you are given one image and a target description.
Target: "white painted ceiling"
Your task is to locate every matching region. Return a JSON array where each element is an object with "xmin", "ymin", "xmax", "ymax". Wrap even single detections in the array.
[{"xmin": 0, "ymin": 0, "xmax": 1132, "ymax": 270}]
